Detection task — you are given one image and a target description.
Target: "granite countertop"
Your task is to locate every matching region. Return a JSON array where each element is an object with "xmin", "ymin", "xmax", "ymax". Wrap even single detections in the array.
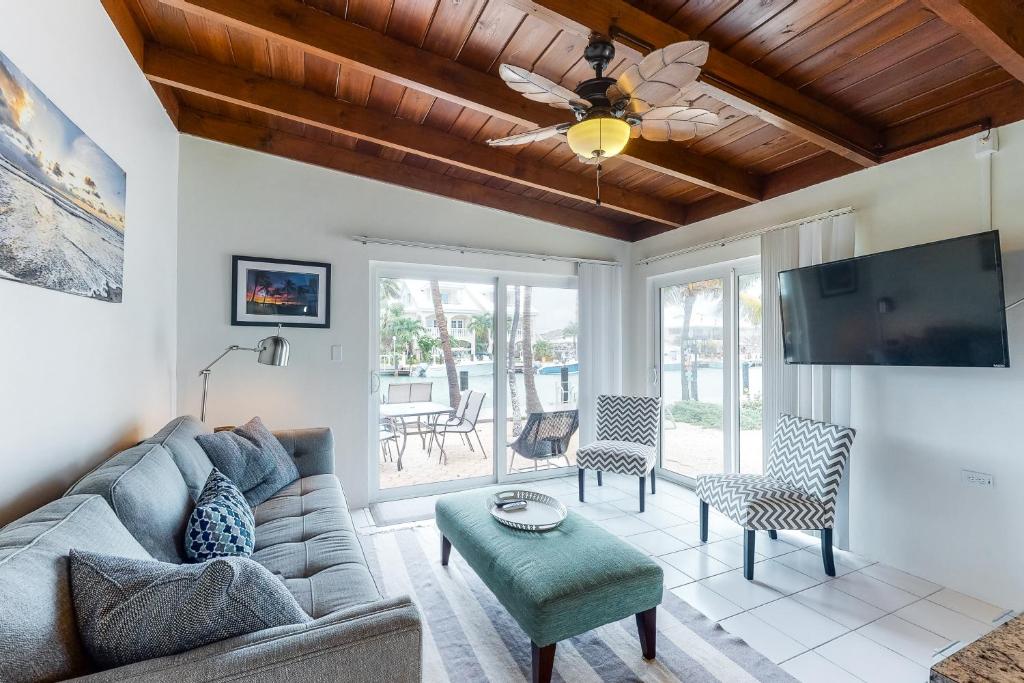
[{"xmin": 931, "ymin": 613, "xmax": 1023, "ymax": 682}]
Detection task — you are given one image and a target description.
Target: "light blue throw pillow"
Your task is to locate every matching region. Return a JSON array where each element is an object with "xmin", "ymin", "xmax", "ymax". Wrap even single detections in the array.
[
  {"xmin": 196, "ymin": 416, "xmax": 299, "ymax": 506},
  {"xmin": 185, "ymin": 468, "xmax": 255, "ymax": 562},
  {"xmin": 69, "ymin": 549, "xmax": 311, "ymax": 669}
]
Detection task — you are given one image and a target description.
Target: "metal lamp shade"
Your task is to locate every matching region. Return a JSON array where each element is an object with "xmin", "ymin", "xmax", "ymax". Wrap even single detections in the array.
[{"xmin": 257, "ymin": 328, "xmax": 290, "ymax": 366}]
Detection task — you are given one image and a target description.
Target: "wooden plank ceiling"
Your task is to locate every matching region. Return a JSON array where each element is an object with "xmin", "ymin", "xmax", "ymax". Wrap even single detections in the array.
[{"xmin": 103, "ymin": 0, "xmax": 1024, "ymax": 242}]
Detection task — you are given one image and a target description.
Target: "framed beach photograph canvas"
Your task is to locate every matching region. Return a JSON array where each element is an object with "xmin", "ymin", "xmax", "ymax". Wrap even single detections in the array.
[
  {"xmin": 0, "ymin": 50, "xmax": 127, "ymax": 302},
  {"xmin": 231, "ymin": 256, "xmax": 331, "ymax": 328}
]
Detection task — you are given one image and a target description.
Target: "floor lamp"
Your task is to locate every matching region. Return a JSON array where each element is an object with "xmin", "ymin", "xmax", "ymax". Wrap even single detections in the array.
[{"xmin": 199, "ymin": 325, "xmax": 290, "ymax": 422}]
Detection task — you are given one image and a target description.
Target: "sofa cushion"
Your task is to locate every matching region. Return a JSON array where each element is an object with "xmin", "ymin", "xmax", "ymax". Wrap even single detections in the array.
[
  {"xmin": 65, "ymin": 443, "xmax": 193, "ymax": 563},
  {"xmin": 0, "ymin": 495, "xmax": 152, "ymax": 682},
  {"xmin": 196, "ymin": 417, "xmax": 299, "ymax": 507},
  {"xmin": 69, "ymin": 549, "xmax": 310, "ymax": 669},
  {"xmin": 251, "ymin": 475, "xmax": 381, "ymax": 618},
  {"xmin": 185, "ymin": 469, "xmax": 255, "ymax": 562},
  {"xmin": 145, "ymin": 416, "xmax": 214, "ymax": 500}
]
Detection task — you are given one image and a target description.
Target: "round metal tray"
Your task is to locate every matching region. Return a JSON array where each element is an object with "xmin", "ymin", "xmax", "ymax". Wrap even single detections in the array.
[{"xmin": 489, "ymin": 489, "xmax": 567, "ymax": 532}]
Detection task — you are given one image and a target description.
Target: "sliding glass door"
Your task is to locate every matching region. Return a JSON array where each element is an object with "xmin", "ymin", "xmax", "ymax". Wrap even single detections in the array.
[
  {"xmin": 370, "ymin": 266, "xmax": 579, "ymax": 501},
  {"xmin": 373, "ymin": 274, "xmax": 496, "ymax": 493},
  {"xmin": 504, "ymin": 283, "xmax": 580, "ymax": 475},
  {"xmin": 654, "ymin": 258, "xmax": 762, "ymax": 483}
]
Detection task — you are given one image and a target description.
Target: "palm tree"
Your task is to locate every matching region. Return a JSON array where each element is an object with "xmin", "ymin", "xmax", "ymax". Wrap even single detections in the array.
[
  {"xmin": 664, "ymin": 281, "xmax": 723, "ymax": 402},
  {"xmin": 507, "ymin": 287, "xmax": 523, "ymax": 434},
  {"xmin": 563, "ymin": 320, "xmax": 578, "ymax": 357},
  {"xmin": 522, "ymin": 286, "xmax": 543, "ymax": 414},
  {"xmin": 250, "ymin": 271, "xmax": 273, "ymax": 304},
  {"xmin": 430, "ymin": 280, "xmax": 461, "ymax": 408},
  {"xmin": 469, "ymin": 312, "xmax": 492, "ymax": 360},
  {"xmin": 380, "ymin": 278, "xmax": 401, "ymax": 302}
]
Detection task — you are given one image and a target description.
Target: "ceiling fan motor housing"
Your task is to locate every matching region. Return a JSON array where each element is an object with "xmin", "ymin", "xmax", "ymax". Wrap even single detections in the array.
[{"xmin": 584, "ymin": 37, "xmax": 616, "ymax": 78}]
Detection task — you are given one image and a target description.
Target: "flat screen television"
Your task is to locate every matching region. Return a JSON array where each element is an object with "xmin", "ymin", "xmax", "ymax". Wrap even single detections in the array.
[{"xmin": 779, "ymin": 231, "xmax": 1009, "ymax": 367}]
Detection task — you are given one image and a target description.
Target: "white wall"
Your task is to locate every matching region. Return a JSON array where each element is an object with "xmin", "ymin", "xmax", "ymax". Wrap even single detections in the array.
[
  {"xmin": 175, "ymin": 135, "xmax": 628, "ymax": 508},
  {"xmin": 0, "ymin": 1, "xmax": 179, "ymax": 523},
  {"xmin": 629, "ymin": 121, "xmax": 1024, "ymax": 609}
]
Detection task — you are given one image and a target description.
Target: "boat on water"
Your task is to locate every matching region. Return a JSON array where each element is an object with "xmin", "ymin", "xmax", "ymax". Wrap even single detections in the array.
[
  {"xmin": 424, "ymin": 360, "xmax": 493, "ymax": 377},
  {"xmin": 538, "ymin": 362, "xmax": 579, "ymax": 375}
]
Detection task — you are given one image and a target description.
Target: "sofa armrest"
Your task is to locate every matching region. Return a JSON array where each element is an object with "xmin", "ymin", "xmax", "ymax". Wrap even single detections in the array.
[
  {"xmin": 273, "ymin": 427, "xmax": 335, "ymax": 476},
  {"xmin": 73, "ymin": 596, "xmax": 421, "ymax": 683}
]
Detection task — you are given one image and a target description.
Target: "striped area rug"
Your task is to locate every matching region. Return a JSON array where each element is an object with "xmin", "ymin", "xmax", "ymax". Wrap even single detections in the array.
[{"xmin": 360, "ymin": 525, "xmax": 796, "ymax": 682}]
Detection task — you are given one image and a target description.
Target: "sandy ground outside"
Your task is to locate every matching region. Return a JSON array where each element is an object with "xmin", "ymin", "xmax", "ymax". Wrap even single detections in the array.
[
  {"xmin": 379, "ymin": 418, "xmax": 762, "ymax": 489},
  {"xmin": 378, "ymin": 420, "xmax": 581, "ymax": 490}
]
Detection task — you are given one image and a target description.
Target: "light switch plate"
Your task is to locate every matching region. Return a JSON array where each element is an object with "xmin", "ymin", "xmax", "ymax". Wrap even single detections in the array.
[{"xmin": 330, "ymin": 344, "xmax": 343, "ymax": 362}]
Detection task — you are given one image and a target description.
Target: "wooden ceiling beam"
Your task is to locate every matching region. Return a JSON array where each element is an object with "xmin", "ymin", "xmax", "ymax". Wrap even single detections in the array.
[
  {"xmin": 177, "ymin": 110, "xmax": 633, "ymax": 240},
  {"xmin": 921, "ymin": 0, "xmax": 1024, "ymax": 84},
  {"xmin": 157, "ymin": 0, "xmax": 761, "ymax": 202},
  {"xmin": 145, "ymin": 45, "xmax": 687, "ymax": 225},
  {"xmin": 102, "ymin": 0, "xmax": 181, "ymax": 127},
  {"xmin": 504, "ymin": 0, "xmax": 883, "ymax": 167}
]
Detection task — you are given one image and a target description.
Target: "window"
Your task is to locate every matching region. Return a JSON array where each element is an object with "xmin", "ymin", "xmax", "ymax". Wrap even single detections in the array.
[{"xmin": 654, "ymin": 259, "xmax": 762, "ymax": 481}]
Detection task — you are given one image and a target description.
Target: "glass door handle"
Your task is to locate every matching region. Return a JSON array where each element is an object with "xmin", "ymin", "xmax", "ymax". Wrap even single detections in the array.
[
  {"xmin": 370, "ymin": 369, "xmax": 380, "ymax": 394},
  {"xmin": 649, "ymin": 366, "xmax": 660, "ymax": 386}
]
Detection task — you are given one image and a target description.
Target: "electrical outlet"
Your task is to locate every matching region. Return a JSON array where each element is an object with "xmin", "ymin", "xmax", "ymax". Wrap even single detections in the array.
[{"xmin": 961, "ymin": 469, "xmax": 994, "ymax": 488}]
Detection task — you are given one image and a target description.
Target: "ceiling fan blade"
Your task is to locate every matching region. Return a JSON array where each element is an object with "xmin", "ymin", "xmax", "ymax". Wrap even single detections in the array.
[
  {"xmin": 637, "ymin": 107, "xmax": 720, "ymax": 142},
  {"xmin": 486, "ymin": 124, "xmax": 569, "ymax": 147},
  {"xmin": 611, "ymin": 40, "xmax": 709, "ymax": 112},
  {"xmin": 498, "ymin": 64, "xmax": 591, "ymax": 111}
]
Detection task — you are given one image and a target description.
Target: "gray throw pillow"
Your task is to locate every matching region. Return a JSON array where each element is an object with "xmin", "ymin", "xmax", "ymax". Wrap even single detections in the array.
[
  {"xmin": 69, "ymin": 549, "xmax": 311, "ymax": 669},
  {"xmin": 195, "ymin": 416, "xmax": 299, "ymax": 506}
]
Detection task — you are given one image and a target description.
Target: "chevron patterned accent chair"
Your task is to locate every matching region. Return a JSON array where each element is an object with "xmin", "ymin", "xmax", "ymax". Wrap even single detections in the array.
[
  {"xmin": 696, "ymin": 413, "xmax": 856, "ymax": 581},
  {"xmin": 576, "ymin": 394, "xmax": 662, "ymax": 512}
]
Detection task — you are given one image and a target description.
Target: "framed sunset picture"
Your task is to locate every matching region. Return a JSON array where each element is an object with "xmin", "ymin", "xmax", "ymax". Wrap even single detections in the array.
[{"xmin": 231, "ymin": 256, "xmax": 331, "ymax": 328}]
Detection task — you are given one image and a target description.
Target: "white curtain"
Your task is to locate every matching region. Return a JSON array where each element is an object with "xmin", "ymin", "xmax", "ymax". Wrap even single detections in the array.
[
  {"xmin": 761, "ymin": 212, "xmax": 855, "ymax": 546},
  {"xmin": 577, "ymin": 263, "xmax": 623, "ymax": 444}
]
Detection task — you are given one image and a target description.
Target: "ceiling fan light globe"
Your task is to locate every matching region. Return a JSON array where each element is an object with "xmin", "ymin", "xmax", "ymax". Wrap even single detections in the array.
[{"xmin": 567, "ymin": 116, "xmax": 630, "ymax": 160}]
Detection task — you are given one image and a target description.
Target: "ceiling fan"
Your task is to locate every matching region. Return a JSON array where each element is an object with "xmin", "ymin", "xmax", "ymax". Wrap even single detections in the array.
[{"xmin": 487, "ymin": 36, "xmax": 720, "ymax": 167}]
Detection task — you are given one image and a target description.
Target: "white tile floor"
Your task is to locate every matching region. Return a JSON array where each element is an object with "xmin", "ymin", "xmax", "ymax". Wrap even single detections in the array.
[{"xmin": 353, "ymin": 473, "xmax": 1012, "ymax": 683}]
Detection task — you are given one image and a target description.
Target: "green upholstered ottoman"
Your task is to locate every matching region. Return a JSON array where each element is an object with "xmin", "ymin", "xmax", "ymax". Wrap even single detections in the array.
[{"xmin": 435, "ymin": 488, "xmax": 664, "ymax": 683}]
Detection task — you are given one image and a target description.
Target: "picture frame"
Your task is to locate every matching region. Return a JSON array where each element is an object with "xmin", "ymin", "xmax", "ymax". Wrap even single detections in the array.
[{"xmin": 231, "ymin": 255, "xmax": 331, "ymax": 328}]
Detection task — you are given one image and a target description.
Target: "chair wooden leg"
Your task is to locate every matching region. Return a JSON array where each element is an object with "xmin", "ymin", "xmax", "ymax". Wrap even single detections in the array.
[
  {"xmin": 768, "ymin": 530, "xmax": 778, "ymax": 540},
  {"xmin": 743, "ymin": 529, "xmax": 755, "ymax": 580},
  {"xmin": 651, "ymin": 468, "xmax": 656, "ymax": 494},
  {"xmin": 597, "ymin": 471, "xmax": 603, "ymax": 486},
  {"xmin": 441, "ymin": 536, "xmax": 451, "ymax": 566},
  {"xmin": 578, "ymin": 468, "xmax": 585, "ymax": 502},
  {"xmin": 821, "ymin": 528, "xmax": 836, "ymax": 576},
  {"xmin": 531, "ymin": 641, "xmax": 556, "ymax": 683},
  {"xmin": 639, "ymin": 476, "xmax": 646, "ymax": 512},
  {"xmin": 699, "ymin": 501, "xmax": 709, "ymax": 542},
  {"xmin": 635, "ymin": 607, "xmax": 656, "ymax": 660}
]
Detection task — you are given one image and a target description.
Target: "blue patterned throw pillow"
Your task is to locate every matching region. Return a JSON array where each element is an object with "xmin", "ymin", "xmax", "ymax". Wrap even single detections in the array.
[{"xmin": 185, "ymin": 468, "xmax": 255, "ymax": 562}]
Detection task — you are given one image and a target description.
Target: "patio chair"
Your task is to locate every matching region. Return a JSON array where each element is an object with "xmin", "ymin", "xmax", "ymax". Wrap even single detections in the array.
[
  {"xmin": 430, "ymin": 390, "xmax": 487, "ymax": 463},
  {"xmin": 508, "ymin": 410, "xmax": 579, "ymax": 472},
  {"xmin": 379, "ymin": 416, "xmax": 406, "ymax": 464},
  {"xmin": 576, "ymin": 394, "xmax": 662, "ymax": 512},
  {"xmin": 696, "ymin": 413, "xmax": 856, "ymax": 581}
]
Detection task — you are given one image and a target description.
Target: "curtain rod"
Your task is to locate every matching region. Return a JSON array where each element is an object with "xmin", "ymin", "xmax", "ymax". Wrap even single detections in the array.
[
  {"xmin": 635, "ymin": 207, "xmax": 855, "ymax": 266},
  {"xmin": 352, "ymin": 235, "xmax": 620, "ymax": 266}
]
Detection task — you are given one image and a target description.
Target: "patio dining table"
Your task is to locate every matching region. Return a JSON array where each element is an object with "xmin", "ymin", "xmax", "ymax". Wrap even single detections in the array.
[{"xmin": 380, "ymin": 401, "xmax": 453, "ymax": 471}]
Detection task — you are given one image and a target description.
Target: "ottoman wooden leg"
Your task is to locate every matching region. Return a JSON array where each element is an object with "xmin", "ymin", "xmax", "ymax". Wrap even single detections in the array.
[
  {"xmin": 597, "ymin": 471, "xmax": 603, "ymax": 486},
  {"xmin": 531, "ymin": 641, "xmax": 556, "ymax": 683},
  {"xmin": 441, "ymin": 535, "xmax": 451, "ymax": 566},
  {"xmin": 578, "ymin": 468, "xmax": 585, "ymax": 502},
  {"xmin": 636, "ymin": 607, "xmax": 656, "ymax": 659}
]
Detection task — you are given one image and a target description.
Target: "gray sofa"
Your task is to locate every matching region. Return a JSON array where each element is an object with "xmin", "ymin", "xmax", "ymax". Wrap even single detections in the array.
[{"xmin": 0, "ymin": 416, "xmax": 422, "ymax": 683}]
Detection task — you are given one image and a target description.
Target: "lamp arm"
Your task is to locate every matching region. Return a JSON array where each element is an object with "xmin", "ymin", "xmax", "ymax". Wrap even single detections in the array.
[
  {"xmin": 198, "ymin": 345, "xmax": 258, "ymax": 376},
  {"xmin": 198, "ymin": 345, "xmax": 257, "ymax": 422}
]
